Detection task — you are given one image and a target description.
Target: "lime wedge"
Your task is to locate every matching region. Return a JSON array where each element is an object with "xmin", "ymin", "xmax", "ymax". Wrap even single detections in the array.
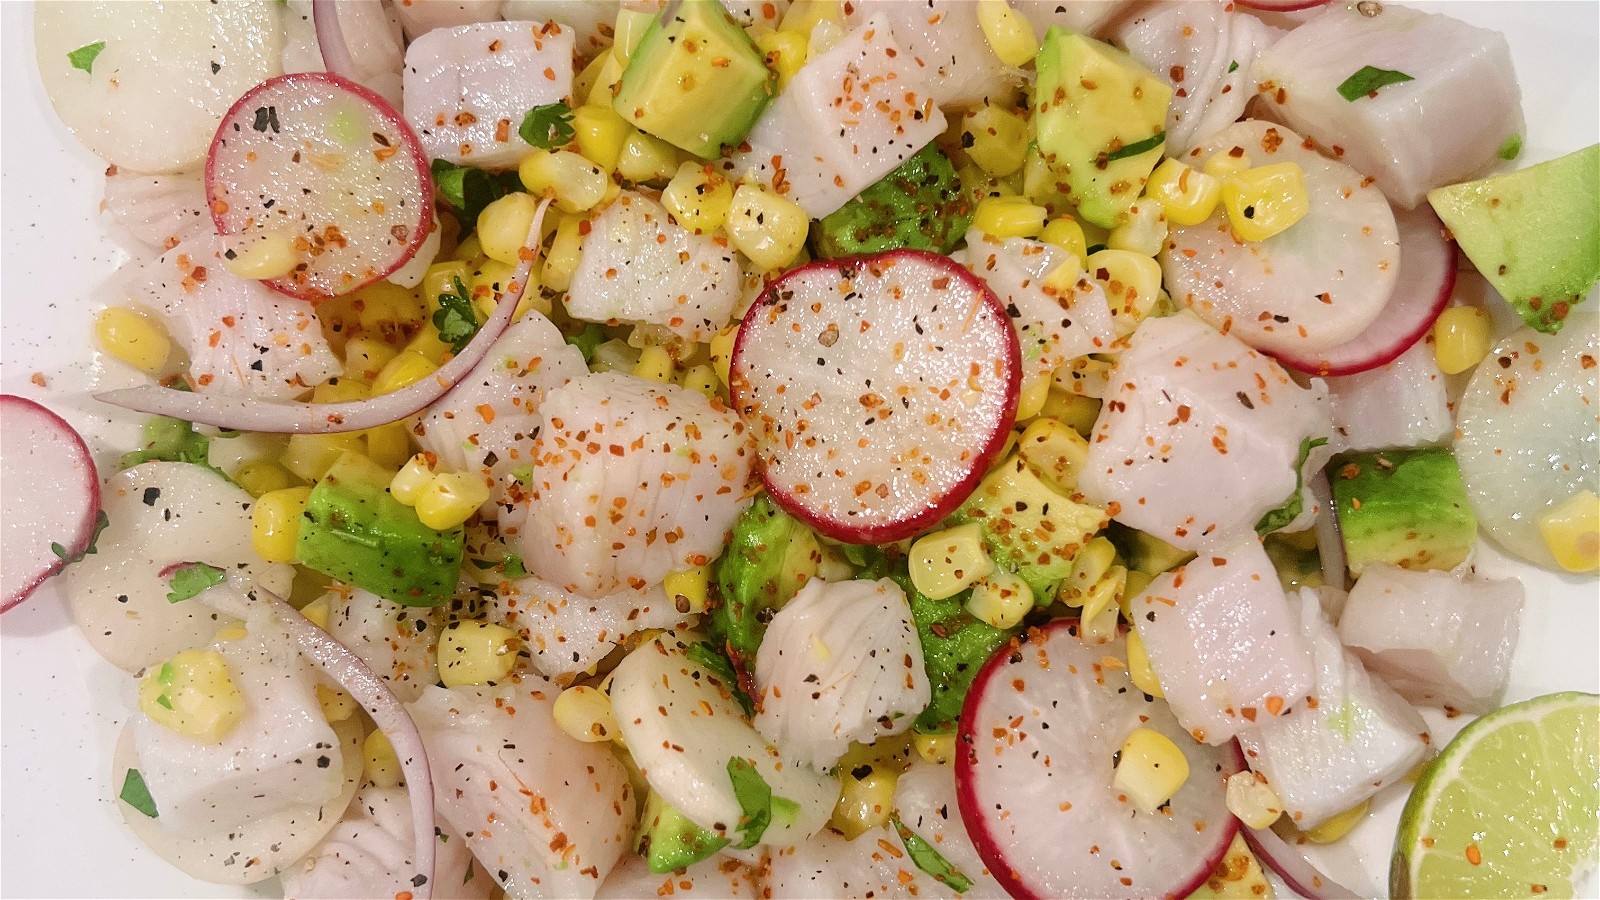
[{"xmin": 1391, "ymin": 691, "xmax": 1599, "ymax": 898}]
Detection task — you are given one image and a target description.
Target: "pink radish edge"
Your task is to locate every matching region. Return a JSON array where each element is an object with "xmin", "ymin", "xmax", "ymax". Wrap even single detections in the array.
[
  {"xmin": 1235, "ymin": 0, "xmax": 1332, "ymax": 12},
  {"xmin": 0, "ymin": 395, "xmax": 102, "ymax": 612},
  {"xmin": 1242, "ymin": 822, "xmax": 1363, "ymax": 899},
  {"xmin": 204, "ymin": 71, "xmax": 435, "ymax": 302}
]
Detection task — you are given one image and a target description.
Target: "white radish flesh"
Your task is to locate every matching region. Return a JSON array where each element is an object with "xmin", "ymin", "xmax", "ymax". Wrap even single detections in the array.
[
  {"xmin": 481, "ymin": 578, "xmax": 690, "ymax": 679},
  {"xmin": 206, "ymin": 72, "xmax": 433, "ymax": 301},
  {"xmin": 1160, "ymin": 120, "xmax": 1399, "ymax": 357},
  {"xmin": 892, "ymin": 759, "xmax": 1009, "ymax": 897},
  {"xmin": 963, "ymin": 230, "xmax": 1117, "ymax": 379},
  {"xmin": 34, "ymin": 0, "xmax": 285, "ymax": 174},
  {"xmin": 0, "ymin": 396, "xmax": 101, "ymax": 611},
  {"xmin": 731, "ymin": 250, "xmax": 1020, "ymax": 544},
  {"xmin": 956, "ymin": 620, "xmax": 1240, "ymax": 899},
  {"xmin": 1325, "ymin": 338, "xmax": 1452, "ymax": 452},
  {"xmin": 597, "ymin": 847, "xmax": 763, "ymax": 899}
]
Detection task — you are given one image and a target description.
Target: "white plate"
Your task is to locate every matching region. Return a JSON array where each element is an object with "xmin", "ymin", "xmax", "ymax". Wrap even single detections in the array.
[{"xmin": 1, "ymin": 2, "xmax": 1596, "ymax": 897}]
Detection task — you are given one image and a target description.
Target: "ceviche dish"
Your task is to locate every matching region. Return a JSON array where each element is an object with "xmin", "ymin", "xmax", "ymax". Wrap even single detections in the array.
[{"xmin": 5, "ymin": 0, "xmax": 1599, "ymax": 897}]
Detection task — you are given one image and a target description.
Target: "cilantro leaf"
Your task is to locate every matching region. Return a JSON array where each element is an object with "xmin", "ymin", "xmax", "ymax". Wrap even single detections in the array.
[
  {"xmin": 1105, "ymin": 131, "xmax": 1165, "ymax": 163},
  {"xmin": 51, "ymin": 509, "xmax": 110, "ymax": 564},
  {"xmin": 892, "ymin": 816, "xmax": 973, "ymax": 892},
  {"xmin": 1227, "ymin": 59, "xmax": 1239, "ymax": 74},
  {"xmin": 432, "ymin": 277, "xmax": 480, "ymax": 354},
  {"xmin": 1497, "ymin": 134, "xmax": 1523, "ymax": 161},
  {"xmin": 564, "ymin": 323, "xmax": 609, "ymax": 364},
  {"xmin": 1337, "ymin": 66, "xmax": 1414, "ymax": 101},
  {"xmin": 166, "ymin": 562, "xmax": 226, "ymax": 604},
  {"xmin": 68, "ymin": 41, "xmax": 106, "ymax": 74},
  {"xmin": 726, "ymin": 757, "xmax": 788, "ymax": 849},
  {"xmin": 121, "ymin": 413, "xmax": 230, "ymax": 482},
  {"xmin": 430, "ymin": 158, "xmax": 524, "ymax": 227},
  {"xmin": 687, "ymin": 642, "xmax": 755, "ymax": 716},
  {"xmin": 502, "ymin": 553, "xmax": 527, "ymax": 579},
  {"xmin": 518, "ymin": 102, "xmax": 576, "ymax": 150},
  {"xmin": 119, "ymin": 768, "xmax": 159, "ymax": 818},
  {"xmin": 1255, "ymin": 436, "xmax": 1329, "ymax": 535}
]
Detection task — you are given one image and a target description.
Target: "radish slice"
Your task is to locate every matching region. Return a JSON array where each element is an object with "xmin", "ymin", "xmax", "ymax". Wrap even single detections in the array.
[
  {"xmin": 0, "ymin": 396, "xmax": 102, "ymax": 611},
  {"xmin": 955, "ymin": 621, "xmax": 1241, "ymax": 899},
  {"xmin": 1274, "ymin": 206, "xmax": 1456, "ymax": 376},
  {"xmin": 311, "ymin": 0, "xmax": 360, "ymax": 82},
  {"xmin": 205, "ymin": 71, "xmax": 432, "ymax": 301},
  {"xmin": 1235, "ymin": 0, "xmax": 1330, "ymax": 11},
  {"xmin": 730, "ymin": 250, "xmax": 1020, "ymax": 544},
  {"xmin": 95, "ymin": 199, "xmax": 552, "ymax": 433},
  {"xmin": 1241, "ymin": 824, "xmax": 1361, "ymax": 900}
]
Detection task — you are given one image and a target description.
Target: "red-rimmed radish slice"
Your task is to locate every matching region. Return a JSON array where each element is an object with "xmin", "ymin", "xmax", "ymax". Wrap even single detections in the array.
[
  {"xmin": 1241, "ymin": 824, "xmax": 1362, "ymax": 899},
  {"xmin": 0, "ymin": 396, "xmax": 101, "ymax": 612},
  {"xmin": 205, "ymin": 71, "xmax": 432, "ymax": 301},
  {"xmin": 1235, "ymin": 0, "xmax": 1331, "ymax": 11},
  {"xmin": 955, "ymin": 621, "xmax": 1242, "ymax": 900},
  {"xmin": 95, "ymin": 199, "xmax": 552, "ymax": 434},
  {"xmin": 311, "ymin": 0, "xmax": 359, "ymax": 82},
  {"xmin": 729, "ymin": 250, "xmax": 1020, "ymax": 544},
  {"xmin": 1275, "ymin": 205, "xmax": 1456, "ymax": 376}
]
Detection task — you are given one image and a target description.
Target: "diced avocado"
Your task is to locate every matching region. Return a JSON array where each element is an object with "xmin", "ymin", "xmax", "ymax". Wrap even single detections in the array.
[
  {"xmin": 1427, "ymin": 144, "xmax": 1599, "ymax": 333},
  {"xmin": 710, "ymin": 494, "xmax": 821, "ymax": 665},
  {"xmin": 1263, "ymin": 530, "xmax": 1324, "ymax": 594},
  {"xmin": 1032, "ymin": 27, "xmax": 1171, "ymax": 229},
  {"xmin": 1331, "ymin": 449, "xmax": 1477, "ymax": 576},
  {"xmin": 638, "ymin": 789, "xmax": 729, "ymax": 874},
  {"xmin": 896, "ymin": 575, "xmax": 1018, "ymax": 734},
  {"xmin": 812, "ymin": 144, "xmax": 973, "ymax": 258},
  {"xmin": 1108, "ymin": 522, "xmax": 1196, "ymax": 577},
  {"xmin": 945, "ymin": 454, "xmax": 1109, "ymax": 602},
  {"xmin": 296, "ymin": 452, "xmax": 464, "ymax": 607},
  {"xmin": 612, "ymin": 0, "xmax": 775, "ymax": 158}
]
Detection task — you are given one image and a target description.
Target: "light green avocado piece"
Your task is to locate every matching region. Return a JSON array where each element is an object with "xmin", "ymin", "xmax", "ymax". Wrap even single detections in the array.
[
  {"xmin": 1032, "ymin": 27, "xmax": 1171, "ymax": 229},
  {"xmin": 638, "ymin": 789, "xmax": 729, "ymax": 874},
  {"xmin": 1331, "ymin": 448, "xmax": 1477, "ymax": 577},
  {"xmin": 1427, "ymin": 143, "xmax": 1600, "ymax": 333},
  {"xmin": 612, "ymin": 0, "xmax": 775, "ymax": 158}
]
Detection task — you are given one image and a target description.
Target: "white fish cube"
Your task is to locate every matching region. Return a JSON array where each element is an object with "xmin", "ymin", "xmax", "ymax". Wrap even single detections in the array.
[
  {"xmin": 1338, "ymin": 564, "xmax": 1523, "ymax": 714},
  {"xmin": 483, "ymin": 577, "xmax": 692, "ymax": 678},
  {"xmin": 1326, "ymin": 339, "xmax": 1452, "ymax": 451},
  {"xmin": 404, "ymin": 21, "xmax": 575, "ymax": 169},
  {"xmin": 963, "ymin": 230, "xmax": 1116, "ymax": 379},
  {"xmin": 844, "ymin": 1, "xmax": 1011, "ymax": 110}
]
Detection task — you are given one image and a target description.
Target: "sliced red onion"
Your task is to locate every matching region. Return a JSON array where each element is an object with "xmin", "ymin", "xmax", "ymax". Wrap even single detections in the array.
[
  {"xmin": 312, "ymin": 0, "xmax": 360, "ymax": 82},
  {"xmin": 95, "ymin": 198, "xmax": 554, "ymax": 434},
  {"xmin": 1242, "ymin": 823, "xmax": 1364, "ymax": 900},
  {"xmin": 1310, "ymin": 471, "xmax": 1348, "ymax": 591}
]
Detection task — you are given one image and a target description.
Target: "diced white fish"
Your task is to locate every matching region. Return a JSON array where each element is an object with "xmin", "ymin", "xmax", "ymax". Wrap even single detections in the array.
[
  {"xmin": 1113, "ymin": 1, "xmax": 1278, "ymax": 157},
  {"xmin": 1252, "ymin": 3, "xmax": 1523, "ymax": 209},
  {"xmin": 609, "ymin": 633, "xmax": 838, "ymax": 848},
  {"xmin": 128, "ymin": 235, "xmax": 343, "ymax": 400},
  {"xmin": 727, "ymin": 17, "xmax": 947, "ymax": 219},
  {"xmin": 387, "ymin": 215, "xmax": 443, "ymax": 289},
  {"xmin": 415, "ymin": 311, "xmax": 588, "ymax": 518},
  {"xmin": 753, "ymin": 578, "xmax": 931, "ymax": 771},
  {"xmin": 892, "ymin": 760, "xmax": 1009, "ymax": 898},
  {"xmin": 500, "ymin": 1, "xmax": 666, "ymax": 58},
  {"xmin": 843, "ymin": 1, "xmax": 1013, "ymax": 110},
  {"xmin": 409, "ymin": 678, "xmax": 635, "ymax": 899},
  {"xmin": 317, "ymin": 586, "xmax": 441, "ymax": 703},
  {"xmin": 1338, "ymin": 564, "xmax": 1523, "ymax": 714},
  {"xmin": 64, "ymin": 462, "xmax": 294, "ymax": 673},
  {"xmin": 100, "ymin": 170, "xmax": 211, "ymax": 253},
  {"xmin": 596, "ymin": 849, "xmax": 764, "ymax": 900},
  {"xmin": 963, "ymin": 230, "xmax": 1116, "ymax": 379},
  {"xmin": 1236, "ymin": 588, "xmax": 1431, "ymax": 830},
  {"xmin": 1013, "ymin": 0, "xmax": 1141, "ymax": 41},
  {"xmin": 767, "ymin": 824, "xmax": 954, "ymax": 899},
  {"xmin": 517, "ymin": 371, "xmax": 757, "ymax": 599},
  {"xmin": 403, "ymin": 21, "xmax": 576, "ymax": 169},
  {"xmin": 392, "ymin": 0, "xmax": 504, "ymax": 40},
  {"xmin": 1130, "ymin": 535, "xmax": 1317, "ymax": 745},
  {"xmin": 1081, "ymin": 311, "xmax": 1333, "ymax": 552},
  {"xmin": 481, "ymin": 577, "xmax": 691, "ymax": 679},
  {"xmin": 565, "ymin": 193, "xmax": 743, "ymax": 343},
  {"xmin": 1326, "ymin": 338, "xmax": 1452, "ymax": 451},
  {"xmin": 283, "ymin": 0, "xmax": 407, "ymax": 107}
]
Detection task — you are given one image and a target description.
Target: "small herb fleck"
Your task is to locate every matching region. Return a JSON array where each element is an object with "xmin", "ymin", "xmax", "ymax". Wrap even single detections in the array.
[
  {"xmin": 432, "ymin": 277, "xmax": 480, "ymax": 354},
  {"xmin": 1105, "ymin": 131, "xmax": 1166, "ymax": 163},
  {"xmin": 1227, "ymin": 59, "xmax": 1239, "ymax": 74},
  {"xmin": 166, "ymin": 562, "xmax": 226, "ymax": 604},
  {"xmin": 68, "ymin": 41, "xmax": 107, "ymax": 74},
  {"xmin": 119, "ymin": 768, "xmax": 159, "ymax": 818},
  {"xmin": 1336, "ymin": 66, "xmax": 1414, "ymax": 101},
  {"xmin": 518, "ymin": 102, "xmax": 576, "ymax": 150},
  {"xmin": 1497, "ymin": 134, "xmax": 1523, "ymax": 161},
  {"xmin": 892, "ymin": 816, "xmax": 973, "ymax": 892}
]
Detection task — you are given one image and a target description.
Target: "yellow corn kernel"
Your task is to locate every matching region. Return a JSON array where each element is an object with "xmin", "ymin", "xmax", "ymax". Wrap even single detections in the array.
[
  {"xmin": 282, "ymin": 433, "xmax": 363, "ymax": 483},
  {"xmin": 973, "ymin": 195, "xmax": 1048, "ymax": 239},
  {"xmin": 1088, "ymin": 248, "xmax": 1164, "ymax": 338},
  {"xmin": 422, "ymin": 260, "xmax": 472, "ymax": 304},
  {"xmin": 572, "ymin": 104, "xmax": 632, "ymax": 173},
  {"xmin": 780, "ymin": 0, "xmax": 844, "ymax": 37},
  {"xmin": 1015, "ymin": 369, "xmax": 1054, "ymax": 422},
  {"xmin": 1107, "ymin": 201, "xmax": 1169, "ymax": 257},
  {"xmin": 727, "ymin": 184, "xmax": 810, "ymax": 272},
  {"xmin": 355, "ymin": 281, "xmax": 428, "ymax": 334},
  {"xmin": 1125, "ymin": 626, "xmax": 1164, "ymax": 699},
  {"xmin": 1039, "ymin": 216, "xmax": 1090, "ymax": 265},
  {"xmin": 914, "ymin": 731, "xmax": 957, "ymax": 766},
  {"xmin": 317, "ymin": 684, "xmax": 356, "ymax": 723},
  {"xmin": 1305, "ymin": 800, "xmax": 1370, "ymax": 844},
  {"xmin": 616, "ymin": 131, "xmax": 681, "ymax": 185},
  {"xmin": 299, "ymin": 593, "xmax": 332, "ymax": 630},
  {"xmin": 1538, "ymin": 489, "xmax": 1600, "ymax": 573},
  {"xmin": 251, "ymin": 486, "xmax": 312, "ymax": 562},
  {"xmin": 476, "ymin": 192, "xmax": 541, "ymax": 264},
  {"xmin": 219, "ymin": 230, "xmax": 298, "ymax": 280},
  {"xmin": 1222, "ymin": 162, "xmax": 1309, "ymax": 242},
  {"xmin": 966, "ymin": 570, "xmax": 1034, "ymax": 629},
  {"xmin": 1113, "ymin": 727, "xmax": 1191, "ymax": 815},
  {"xmin": 372, "ymin": 349, "xmax": 441, "ymax": 395},
  {"xmin": 214, "ymin": 624, "xmax": 249, "ymax": 642},
  {"xmin": 234, "ymin": 459, "xmax": 296, "ymax": 498},
  {"xmin": 1061, "ymin": 536, "xmax": 1116, "ymax": 604},
  {"xmin": 585, "ymin": 48, "xmax": 625, "ymax": 107},
  {"xmin": 437, "ymin": 620, "xmax": 520, "ymax": 687},
  {"xmin": 342, "ymin": 336, "xmax": 399, "ymax": 384},
  {"xmin": 574, "ymin": 48, "xmax": 616, "ymax": 108},
  {"xmin": 612, "ymin": 7, "xmax": 657, "ymax": 63},
  {"xmin": 1203, "ymin": 148, "xmax": 1253, "ymax": 179},
  {"xmin": 709, "ymin": 323, "xmax": 740, "ymax": 389},
  {"xmin": 976, "ymin": 0, "xmax": 1039, "ymax": 66},
  {"xmin": 95, "ymin": 307, "xmax": 171, "ymax": 375},
  {"xmin": 756, "ymin": 28, "xmax": 808, "ymax": 92},
  {"xmin": 1018, "ymin": 416, "xmax": 1090, "ymax": 493},
  {"xmin": 540, "ymin": 213, "xmax": 585, "ymax": 294},
  {"xmin": 1144, "ymin": 158, "xmax": 1223, "ymax": 227},
  {"xmin": 662, "ymin": 162, "xmax": 734, "ymax": 234},
  {"xmin": 553, "ymin": 685, "xmax": 620, "ymax": 743},
  {"xmin": 962, "ymin": 162, "xmax": 1019, "ymax": 203},
  {"xmin": 663, "ymin": 565, "xmax": 712, "ymax": 615},
  {"xmin": 829, "ymin": 764, "xmax": 899, "ymax": 840},
  {"xmin": 909, "ymin": 523, "xmax": 995, "ymax": 600},
  {"xmin": 1431, "ymin": 306, "xmax": 1493, "ymax": 375},
  {"xmin": 469, "ymin": 258, "xmax": 518, "ymax": 320},
  {"xmin": 389, "ymin": 453, "xmax": 437, "ymax": 507},
  {"xmin": 961, "ymin": 105, "xmax": 1031, "ymax": 178},
  {"xmin": 1120, "ymin": 568, "xmax": 1152, "ymax": 618},
  {"xmin": 1053, "ymin": 357, "xmax": 1110, "ymax": 402},
  {"xmin": 680, "ymin": 363, "xmax": 721, "ymax": 399},
  {"xmin": 1225, "ymin": 771, "xmax": 1283, "ymax": 830},
  {"xmin": 363, "ymin": 421, "xmax": 413, "ymax": 470},
  {"xmin": 415, "ymin": 471, "xmax": 490, "ymax": 530},
  {"xmin": 1038, "ymin": 390, "xmax": 1100, "ymax": 436},
  {"xmin": 363, "ymin": 729, "xmax": 402, "ymax": 788},
  {"xmin": 137, "ymin": 649, "xmax": 245, "ymax": 743},
  {"xmin": 520, "ymin": 150, "xmax": 609, "ymax": 213},
  {"xmin": 1081, "ymin": 564, "xmax": 1127, "ymax": 623},
  {"xmin": 633, "ymin": 344, "xmax": 676, "ymax": 383},
  {"xmin": 453, "ymin": 233, "xmax": 484, "ymax": 264}
]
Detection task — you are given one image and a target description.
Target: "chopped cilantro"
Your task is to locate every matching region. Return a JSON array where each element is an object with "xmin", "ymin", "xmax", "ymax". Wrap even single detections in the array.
[
  {"xmin": 121, "ymin": 412, "xmax": 229, "ymax": 482},
  {"xmin": 1105, "ymin": 131, "xmax": 1165, "ymax": 163},
  {"xmin": 518, "ymin": 102, "xmax": 576, "ymax": 150},
  {"xmin": 564, "ymin": 323, "xmax": 609, "ymax": 364},
  {"xmin": 1337, "ymin": 66, "xmax": 1414, "ymax": 101},
  {"xmin": 1228, "ymin": 59, "xmax": 1239, "ymax": 74},
  {"xmin": 50, "ymin": 509, "xmax": 110, "ymax": 564},
  {"xmin": 68, "ymin": 41, "xmax": 106, "ymax": 74},
  {"xmin": 502, "ymin": 554, "xmax": 527, "ymax": 579},
  {"xmin": 432, "ymin": 277, "xmax": 480, "ymax": 354},
  {"xmin": 430, "ymin": 158, "xmax": 524, "ymax": 227},
  {"xmin": 727, "ymin": 757, "xmax": 786, "ymax": 848},
  {"xmin": 1497, "ymin": 134, "xmax": 1523, "ymax": 161},
  {"xmin": 119, "ymin": 768, "xmax": 159, "ymax": 818},
  {"xmin": 1255, "ymin": 436, "xmax": 1329, "ymax": 535},
  {"xmin": 166, "ymin": 562, "xmax": 226, "ymax": 604},
  {"xmin": 892, "ymin": 816, "xmax": 973, "ymax": 892},
  {"xmin": 463, "ymin": 859, "xmax": 474, "ymax": 885}
]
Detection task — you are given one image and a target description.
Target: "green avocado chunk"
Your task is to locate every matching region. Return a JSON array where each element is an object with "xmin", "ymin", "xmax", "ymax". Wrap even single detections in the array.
[
  {"xmin": 710, "ymin": 494, "xmax": 821, "ymax": 666},
  {"xmin": 896, "ymin": 574, "xmax": 1018, "ymax": 734},
  {"xmin": 1331, "ymin": 448, "xmax": 1477, "ymax": 577},
  {"xmin": 811, "ymin": 144, "xmax": 974, "ymax": 258},
  {"xmin": 612, "ymin": 0, "xmax": 775, "ymax": 158},
  {"xmin": 1427, "ymin": 143, "xmax": 1599, "ymax": 333},
  {"xmin": 296, "ymin": 452, "xmax": 464, "ymax": 607},
  {"xmin": 638, "ymin": 789, "xmax": 730, "ymax": 874}
]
